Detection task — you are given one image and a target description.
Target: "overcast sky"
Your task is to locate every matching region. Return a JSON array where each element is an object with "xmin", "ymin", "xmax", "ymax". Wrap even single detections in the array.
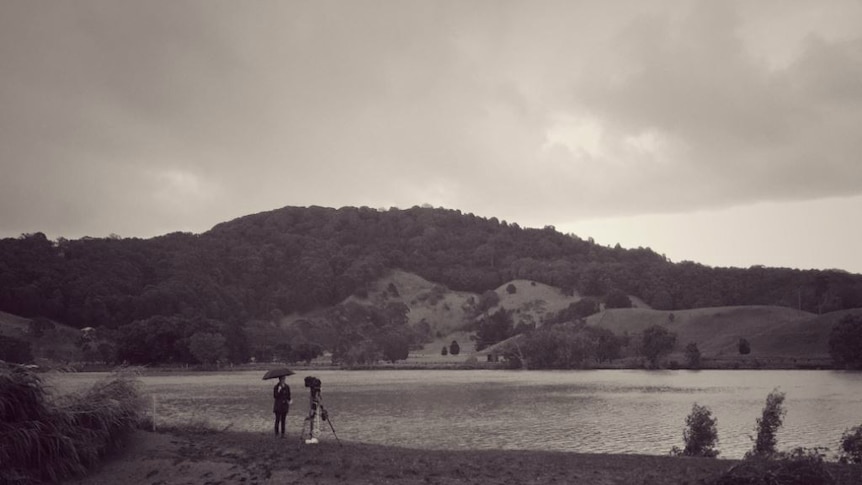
[{"xmin": 2, "ymin": 1, "xmax": 861, "ymax": 273}]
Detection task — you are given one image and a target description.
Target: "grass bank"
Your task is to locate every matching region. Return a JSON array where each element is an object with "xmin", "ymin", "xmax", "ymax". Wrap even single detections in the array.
[
  {"xmin": 67, "ymin": 428, "xmax": 862, "ymax": 485},
  {"xmin": 0, "ymin": 364, "xmax": 142, "ymax": 484}
]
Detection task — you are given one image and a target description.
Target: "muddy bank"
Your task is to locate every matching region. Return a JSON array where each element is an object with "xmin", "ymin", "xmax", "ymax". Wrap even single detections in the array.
[{"xmin": 67, "ymin": 429, "xmax": 862, "ymax": 485}]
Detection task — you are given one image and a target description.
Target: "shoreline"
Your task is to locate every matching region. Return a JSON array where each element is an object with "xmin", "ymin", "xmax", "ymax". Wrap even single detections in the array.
[
  {"xmin": 62, "ymin": 355, "xmax": 839, "ymax": 374},
  {"xmin": 67, "ymin": 428, "xmax": 861, "ymax": 485}
]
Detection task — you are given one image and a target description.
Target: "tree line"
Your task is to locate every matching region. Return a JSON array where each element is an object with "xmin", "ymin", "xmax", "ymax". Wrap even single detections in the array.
[{"xmin": 2, "ymin": 205, "xmax": 861, "ymax": 365}]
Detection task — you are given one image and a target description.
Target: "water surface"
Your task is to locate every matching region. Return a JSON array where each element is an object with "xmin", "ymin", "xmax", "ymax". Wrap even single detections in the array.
[{"xmin": 50, "ymin": 369, "xmax": 862, "ymax": 459}]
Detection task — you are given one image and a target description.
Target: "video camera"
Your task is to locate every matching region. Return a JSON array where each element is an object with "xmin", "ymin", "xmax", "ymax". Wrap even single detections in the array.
[{"xmin": 304, "ymin": 376, "xmax": 322, "ymax": 389}]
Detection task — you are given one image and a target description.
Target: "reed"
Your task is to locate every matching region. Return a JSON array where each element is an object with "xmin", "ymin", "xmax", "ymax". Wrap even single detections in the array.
[{"xmin": 0, "ymin": 363, "xmax": 143, "ymax": 484}]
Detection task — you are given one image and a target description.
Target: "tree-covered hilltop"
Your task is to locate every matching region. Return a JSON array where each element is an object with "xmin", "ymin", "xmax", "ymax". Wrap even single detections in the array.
[
  {"xmin": 2, "ymin": 205, "xmax": 861, "ymax": 329},
  {"xmin": 1, "ymin": 205, "xmax": 861, "ymax": 365}
]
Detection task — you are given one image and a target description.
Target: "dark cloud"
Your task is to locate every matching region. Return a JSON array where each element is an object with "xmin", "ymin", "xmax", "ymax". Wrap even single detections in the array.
[{"xmin": 1, "ymin": 1, "xmax": 861, "ymax": 241}]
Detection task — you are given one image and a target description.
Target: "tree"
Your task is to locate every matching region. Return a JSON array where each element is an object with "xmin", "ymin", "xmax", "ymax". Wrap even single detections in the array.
[
  {"xmin": 587, "ymin": 326, "xmax": 623, "ymax": 363},
  {"xmin": 506, "ymin": 283, "xmax": 517, "ymax": 294},
  {"xmin": 471, "ymin": 308, "xmax": 513, "ymax": 351},
  {"xmin": 293, "ymin": 342, "xmax": 323, "ymax": 364},
  {"xmin": 829, "ymin": 314, "xmax": 862, "ymax": 369},
  {"xmin": 672, "ymin": 403, "xmax": 719, "ymax": 457},
  {"xmin": 605, "ymin": 289, "xmax": 632, "ymax": 309},
  {"xmin": 189, "ymin": 332, "xmax": 227, "ymax": 365},
  {"xmin": 684, "ymin": 342, "xmax": 701, "ymax": 369},
  {"xmin": 0, "ymin": 335, "xmax": 34, "ymax": 364},
  {"xmin": 342, "ymin": 340, "xmax": 380, "ymax": 366},
  {"xmin": 521, "ymin": 327, "xmax": 597, "ymax": 369},
  {"xmin": 377, "ymin": 332, "xmax": 409, "ymax": 363},
  {"xmin": 640, "ymin": 325, "xmax": 677, "ymax": 368},
  {"xmin": 746, "ymin": 388, "xmax": 786, "ymax": 459},
  {"xmin": 441, "ymin": 345, "xmax": 448, "ymax": 356},
  {"xmin": 738, "ymin": 338, "xmax": 751, "ymax": 355},
  {"xmin": 28, "ymin": 317, "xmax": 55, "ymax": 339},
  {"xmin": 449, "ymin": 340, "xmax": 460, "ymax": 356}
]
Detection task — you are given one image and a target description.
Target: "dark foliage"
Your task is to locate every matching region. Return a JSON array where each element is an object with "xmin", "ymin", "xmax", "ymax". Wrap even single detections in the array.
[
  {"xmin": 2, "ymin": 206, "xmax": 862, "ymax": 365},
  {"xmin": 829, "ymin": 314, "xmax": 862, "ymax": 369},
  {"xmin": 604, "ymin": 288, "xmax": 633, "ymax": 308},
  {"xmin": 449, "ymin": 340, "xmax": 460, "ymax": 356},
  {"xmin": 0, "ymin": 335, "xmax": 34, "ymax": 364},
  {"xmin": 839, "ymin": 424, "xmax": 862, "ymax": 464},
  {"xmin": 671, "ymin": 403, "xmax": 719, "ymax": 457},
  {"xmin": 685, "ymin": 342, "xmax": 702, "ymax": 369},
  {"xmin": 0, "ymin": 364, "xmax": 142, "ymax": 484},
  {"xmin": 739, "ymin": 337, "xmax": 752, "ymax": 355},
  {"xmin": 746, "ymin": 389, "xmax": 787, "ymax": 459},
  {"xmin": 640, "ymin": 325, "xmax": 677, "ymax": 368}
]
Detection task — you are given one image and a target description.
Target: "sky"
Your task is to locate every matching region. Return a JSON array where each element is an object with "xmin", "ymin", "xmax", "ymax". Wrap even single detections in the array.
[{"xmin": 1, "ymin": 1, "xmax": 861, "ymax": 274}]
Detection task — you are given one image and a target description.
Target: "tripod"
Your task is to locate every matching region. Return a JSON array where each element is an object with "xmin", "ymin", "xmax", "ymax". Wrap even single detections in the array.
[{"xmin": 300, "ymin": 391, "xmax": 341, "ymax": 446}]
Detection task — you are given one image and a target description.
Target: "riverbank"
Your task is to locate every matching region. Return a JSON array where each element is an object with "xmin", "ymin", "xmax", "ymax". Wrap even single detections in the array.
[{"xmin": 67, "ymin": 428, "xmax": 862, "ymax": 485}]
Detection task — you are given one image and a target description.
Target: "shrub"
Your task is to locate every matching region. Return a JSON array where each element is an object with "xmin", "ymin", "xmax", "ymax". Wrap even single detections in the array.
[
  {"xmin": 672, "ymin": 403, "xmax": 719, "ymax": 458},
  {"xmin": 0, "ymin": 335, "xmax": 34, "ymax": 364},
  {"xmin": 839, "ymin": 424, "xmax": 862, "ymax": 464},
  {"xmin": 449, "ymin": 340, "xmax": 460, "ymax": 356},
  {"xmin": 604, "ymin": 289, "xmax": 632, "ymax": 309},
  {"xmin": 506, "ymin": 283, "xmax": 517, "ymax": 294},
  {"xmin": 745, "ymin": 388, "xmax": 786, "ymax": 459},
  {"xmin": 829, "ymin": 314, "xmax": 862, "ymax": 369},
  {"xmin": 441, "ymin": 345, "xmax": 448, "ymax": 356},
  {"xmin": 713, "ymin": 448, "xmax": 835, "ymax": 485},
  {"xmin": 0, "ymin": 364, "xmax": 143, "ymax": 483},
  {"xmin": 685, "ymin": 342, "xmax": 701, "ymax": 369},
  {"xmin": 640, "ymin": 325, "xmax": 677, "ymax": 368},
  {"xmin": 739, "ymin": 338, "xmax": 752, "ymax": 355}
]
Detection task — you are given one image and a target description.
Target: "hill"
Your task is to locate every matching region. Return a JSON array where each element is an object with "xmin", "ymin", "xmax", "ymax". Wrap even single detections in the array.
[
  {"xmin": 1, "ymin": 204, "xmax": 861, "ymax": 366},
  {"xmin": 0, "ymin": 310, "xmax": 83, "ymax": 363}
]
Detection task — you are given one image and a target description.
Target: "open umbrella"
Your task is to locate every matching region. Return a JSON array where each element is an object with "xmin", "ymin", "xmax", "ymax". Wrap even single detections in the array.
[{"xmin": 262, "ymin": 367, "xmax": 295, "ymax": 380}]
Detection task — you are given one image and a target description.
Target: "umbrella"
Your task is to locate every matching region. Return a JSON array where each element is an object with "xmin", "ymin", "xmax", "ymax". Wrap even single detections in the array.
[{"xmin": 262, "ymin": 368, "xmax": 295, "ymax": 380}]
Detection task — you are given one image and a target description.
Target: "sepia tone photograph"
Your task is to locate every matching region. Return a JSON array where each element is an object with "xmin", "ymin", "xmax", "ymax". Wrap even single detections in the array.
[{"xmin": 1, "ymin": 1, "xmax": 861, "ymax": 484}]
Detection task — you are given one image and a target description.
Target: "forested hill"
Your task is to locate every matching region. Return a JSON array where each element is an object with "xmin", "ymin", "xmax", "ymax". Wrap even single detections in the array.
[{"xmin": 1, "ymin": 205, "xmax": 861, "ymax": 333}]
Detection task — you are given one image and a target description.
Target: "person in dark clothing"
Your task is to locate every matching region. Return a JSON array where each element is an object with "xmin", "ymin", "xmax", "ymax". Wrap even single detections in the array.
[{"xmin": 273, "ymin": 375, "xmax": 292, "ymax": 437}]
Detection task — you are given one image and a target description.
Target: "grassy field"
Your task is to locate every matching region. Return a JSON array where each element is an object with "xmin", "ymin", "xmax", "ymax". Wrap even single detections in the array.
[{"xmin": 583, "ymin": 305, "xmax": 846, "ymax": 367}]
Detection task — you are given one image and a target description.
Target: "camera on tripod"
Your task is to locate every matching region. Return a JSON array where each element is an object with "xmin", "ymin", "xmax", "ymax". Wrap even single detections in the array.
[{"xmin": 304, "ymin": 376, "xmax": 321, "ymax": 389}]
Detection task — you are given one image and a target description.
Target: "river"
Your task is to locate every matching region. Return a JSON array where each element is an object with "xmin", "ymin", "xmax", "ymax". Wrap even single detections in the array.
[{"xmin": 50, "ymin": 369, "xmax": 862, "ymax": 459}]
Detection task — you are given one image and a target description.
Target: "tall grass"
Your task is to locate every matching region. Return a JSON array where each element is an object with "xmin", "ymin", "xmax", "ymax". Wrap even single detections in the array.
[{"xmin": 0, "ymin": 363, "xmax": 143, "ymax": 484}]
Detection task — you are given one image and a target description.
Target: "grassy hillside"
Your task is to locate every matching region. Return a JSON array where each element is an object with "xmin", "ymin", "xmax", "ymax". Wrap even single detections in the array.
[
  {"xmin": 584, "ymin": 305, "xmax": 848, "ymax": 367},
  {"xmin": 0, "ymin": 311, "xmax": 83, "ymax": 363}
]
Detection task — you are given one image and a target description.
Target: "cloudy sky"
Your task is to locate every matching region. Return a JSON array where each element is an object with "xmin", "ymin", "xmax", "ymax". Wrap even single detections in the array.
[{"xmin": 2, "ymin": 1, "xmax": 861, "ymax": 273}]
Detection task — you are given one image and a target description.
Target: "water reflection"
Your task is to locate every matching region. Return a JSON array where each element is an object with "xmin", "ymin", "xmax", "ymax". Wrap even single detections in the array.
[{"xmin": 50, "ymin": 369, "xmax": 862, "ymax": 459}]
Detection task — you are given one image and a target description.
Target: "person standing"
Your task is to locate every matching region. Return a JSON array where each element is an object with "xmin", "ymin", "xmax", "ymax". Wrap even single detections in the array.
[{"xmin": 273, "ymin": 375, "xmax": 291, "ymax": 438}]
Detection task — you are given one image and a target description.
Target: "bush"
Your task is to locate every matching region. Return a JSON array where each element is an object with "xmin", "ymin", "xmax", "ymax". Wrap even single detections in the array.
[
  {"xmin": 0, "ymin": 335, "xmax": 34, "ymax": 364},
  {"xmin": 0, "ymin": 364, "xmax": 143, "ymax": 483},
  {"xmin": 672, "ymin": 403, "xmax": 719, "ymax": 457},
  {"xmin": 640, "ymin": 325, "xmax": 677, "ymax": 368},
  {"xmin": 739, "ymin": 338, "xmax": 752, "ymax": 355},
  {"xmin": 829, "ymin": 314, "xmax": 862, "ymax": 369},
  {"xmin": 685, "ymin": 342, "xmax": 701, "ymax": 369},
  {"xmin": 745, "ymin": 388, "xmax": 786, "ymax": 459},
  {"xmin": 839, "ymin": 424, "xmax": 862, "ymax": 464},
  {"xmin": 712, "ymin": 448, "xmax": 835, "ymax": 485},
  {"xmin": 449, "ymin": 340, "xmax": 460, "ymax": 356}
]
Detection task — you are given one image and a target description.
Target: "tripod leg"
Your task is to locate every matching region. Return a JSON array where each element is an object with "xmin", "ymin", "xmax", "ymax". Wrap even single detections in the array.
[
  {"xmin": 321, "ymin": 405, "xmax": 342, "ymax": 446},
  {"xmin": 327, "ymin": 417, "xmax": 342, "ymax": 446}
]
